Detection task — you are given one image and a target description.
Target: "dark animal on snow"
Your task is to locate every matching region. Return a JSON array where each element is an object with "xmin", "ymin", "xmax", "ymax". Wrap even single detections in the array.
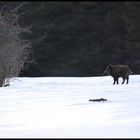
[
  {"xmin": 89, "ymin": 98, "xmax": 107, "ymax": 102},
  {"xmin": 103, "ymin": 64, "xmax": 132, "ymax": 85}
]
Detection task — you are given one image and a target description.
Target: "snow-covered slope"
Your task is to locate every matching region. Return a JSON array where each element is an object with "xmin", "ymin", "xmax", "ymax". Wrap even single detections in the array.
[{"xmin": 0, "ymin": 75, "xmax": 140, "ymax": 138}]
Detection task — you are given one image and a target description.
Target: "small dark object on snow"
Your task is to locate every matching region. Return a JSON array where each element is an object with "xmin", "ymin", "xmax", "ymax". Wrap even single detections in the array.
[
  {"xmin": 4, "ymin": 83, "xmax": 10, "ymax": 87},
  {"xmin": 89, "ymin": 98, "xmax": 107, "ymax": 102}
]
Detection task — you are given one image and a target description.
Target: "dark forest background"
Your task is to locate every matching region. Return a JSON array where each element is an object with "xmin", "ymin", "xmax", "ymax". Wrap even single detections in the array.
[{"xmin": 1, "ymin": 1, "xmax": 140, "ymax": 77}]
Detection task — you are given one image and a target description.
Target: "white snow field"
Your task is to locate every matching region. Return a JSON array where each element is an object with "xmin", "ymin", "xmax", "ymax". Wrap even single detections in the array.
[{"xmin": 0, "ymin": 75, "xmax": 140, "ymax": 138}]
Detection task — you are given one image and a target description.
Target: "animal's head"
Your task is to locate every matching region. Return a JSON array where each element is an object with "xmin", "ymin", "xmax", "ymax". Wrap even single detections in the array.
[{"xmin": 103, "ymin": 64, "xmax": 112, "ymax": 75}]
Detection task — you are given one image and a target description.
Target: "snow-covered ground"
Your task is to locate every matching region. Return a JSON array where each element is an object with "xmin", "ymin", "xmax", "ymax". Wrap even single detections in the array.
[{"xmin": 0, "ymin": 75, "xmax": 140, "ymax": 138}]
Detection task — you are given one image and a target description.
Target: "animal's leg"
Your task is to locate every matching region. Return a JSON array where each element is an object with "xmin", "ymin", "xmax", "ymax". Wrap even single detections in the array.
[
  {"xmin": 122, "ymin": 78, "xmax": 125, "ymax": 84},
  {"xmin": 126, "ymin": 76, "xmax": 129, "ymax": 84},
  {"xmin": 113, "ymin": 77, "xmax": 118, "ymax": 85},
  {"xmin": 113, "ymin": 77, "xmax": 116, "ymax": 85},
  {"xmin": 116, "ymin": 78, "xmax": 119, "ymax": 84}
]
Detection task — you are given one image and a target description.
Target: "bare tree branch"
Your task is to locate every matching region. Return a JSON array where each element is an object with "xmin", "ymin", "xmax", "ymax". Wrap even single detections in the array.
[
  {"xmin": 0, "ymin": 5, "xmax": 31, "ymax": 87},
  {"xmin": 11, "ymin": 2, "xmax": 27, "ymax": 13}
]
